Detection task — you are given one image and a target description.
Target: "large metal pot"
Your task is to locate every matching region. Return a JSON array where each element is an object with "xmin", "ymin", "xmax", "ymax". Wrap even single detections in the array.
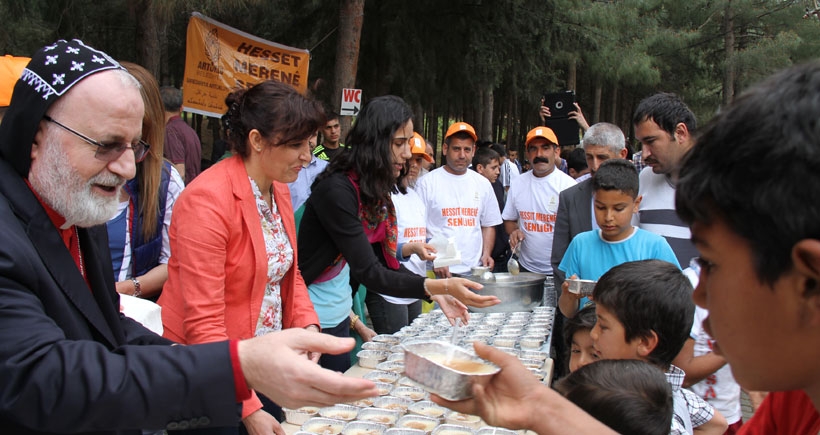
[{"xmin": 458, "ymin": 272, "xmax": 546, "ymax": 313}]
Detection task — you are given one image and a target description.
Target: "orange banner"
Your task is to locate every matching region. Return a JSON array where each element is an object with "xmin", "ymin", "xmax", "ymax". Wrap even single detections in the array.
[{"xmin": 182, "ymin": 12, "xmax": 310, "ymax": 117}]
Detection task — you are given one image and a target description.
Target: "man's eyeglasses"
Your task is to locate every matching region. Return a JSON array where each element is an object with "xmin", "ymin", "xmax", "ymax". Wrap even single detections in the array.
[{"xmin": 43, "ymin": 116, "xmax": 150, "ymax": 163}]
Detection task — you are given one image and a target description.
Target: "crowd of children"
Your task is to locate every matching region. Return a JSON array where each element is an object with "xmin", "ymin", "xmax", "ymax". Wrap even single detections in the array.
[
  {"xmin": 433, "ymin": 60, "xmax": 820, "ymax": 435},
  {"xmin": 456, "ymin": 98, "xmax": 740, "ymax": 434}
]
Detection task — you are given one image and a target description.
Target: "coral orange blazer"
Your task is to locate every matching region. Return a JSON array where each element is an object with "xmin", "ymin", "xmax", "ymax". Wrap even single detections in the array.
[{"xmin": 159, "ymin": 155, "xmax": 319, "ymax": 418}]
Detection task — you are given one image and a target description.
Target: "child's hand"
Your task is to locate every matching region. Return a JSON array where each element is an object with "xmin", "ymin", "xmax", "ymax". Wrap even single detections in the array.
[
  {"xmin": 563, "ymin": 275, "xmax": 584, "ymax": 302},
  {"xmin": 562, "ymin": 287, "xmax": 584, "ymax": 302},
  {"xmin": 558, "ymin": 275, "xmax": 585, "ymax": 318}
]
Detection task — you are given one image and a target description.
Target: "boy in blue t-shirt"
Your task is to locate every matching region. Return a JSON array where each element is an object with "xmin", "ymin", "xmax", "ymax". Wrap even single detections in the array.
[{"xmin": 558, "ymin": 159, "xmax": 678, "ymax": 318}]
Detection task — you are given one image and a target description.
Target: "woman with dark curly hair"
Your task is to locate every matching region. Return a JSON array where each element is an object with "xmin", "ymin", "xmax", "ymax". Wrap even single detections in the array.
[{"xmin": 298, "ymin": 95, "xmax": 499, "ymax": 372}]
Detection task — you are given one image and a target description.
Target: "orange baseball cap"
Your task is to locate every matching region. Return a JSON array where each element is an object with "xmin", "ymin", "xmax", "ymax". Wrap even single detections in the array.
[
  {"xmin": 410, "ymin": 132, "xmax": 434, "ymax": 163},
  {"xmin": 445, "ymin": 121, "xmax": 477, "ymax": 141},
  {"xmin": 0, "ymin": 55, "xmax": 30, "ymax": 107},
  {"xmin": 526, "ymin": 126, "xmax": 559, "ymax": 146}
]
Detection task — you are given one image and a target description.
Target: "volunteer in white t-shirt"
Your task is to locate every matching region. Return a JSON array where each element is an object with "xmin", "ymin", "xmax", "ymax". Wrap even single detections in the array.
[
  {"xmin": 415, "ymin": 122, "xmax": 502, "ymax": 277},
  {"xmin": 504, "ymin": 126, "xmax": 576, "ymax": 274}
]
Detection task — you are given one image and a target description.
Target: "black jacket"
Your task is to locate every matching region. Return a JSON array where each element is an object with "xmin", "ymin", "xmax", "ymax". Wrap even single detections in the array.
[
  {"xmin": 0, "ymin": 159, "xmax": 240, "ymax": 434},
  {"xmin": 298, "ymin": 171, "xmax": 425, "ymax": 298}
]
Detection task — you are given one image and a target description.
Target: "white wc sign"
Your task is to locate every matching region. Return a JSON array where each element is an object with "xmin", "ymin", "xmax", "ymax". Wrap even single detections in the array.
[{"xmin": 340, "ymin": 88, "xmax": 362, "ymax": 116}]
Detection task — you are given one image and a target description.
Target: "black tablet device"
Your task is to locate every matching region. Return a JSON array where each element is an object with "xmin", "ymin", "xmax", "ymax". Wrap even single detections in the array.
[
  {"xmin": 542, "ymin": 90, "xmax": 576, "ymax": 119},
  {"xmin": 545, "ymin": 117, "xmax": 581, "ymax": 146}
]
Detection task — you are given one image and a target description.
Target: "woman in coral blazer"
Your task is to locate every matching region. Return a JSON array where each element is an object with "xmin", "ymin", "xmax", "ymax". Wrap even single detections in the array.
[{"xmin": 159, "ymin": 81, "xmax": 323, "ymax": 435}]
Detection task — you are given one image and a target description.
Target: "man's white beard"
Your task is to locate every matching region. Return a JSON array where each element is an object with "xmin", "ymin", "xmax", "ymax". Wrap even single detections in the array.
[{"xmin": 29, "ymin": 138, "xmax": 124, "ymax": 228}]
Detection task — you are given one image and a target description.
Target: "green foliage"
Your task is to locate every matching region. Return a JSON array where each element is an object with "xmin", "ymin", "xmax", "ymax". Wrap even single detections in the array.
[
  {"xmin": 1, "ymin": 0, "xmax": 132, "ymax": 58},
  {"xmin": 0, "ymin": 1, "xmax": 52, "ymax": 55}
]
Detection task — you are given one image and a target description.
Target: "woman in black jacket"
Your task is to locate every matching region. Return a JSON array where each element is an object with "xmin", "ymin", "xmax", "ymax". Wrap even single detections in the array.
[{"xmin": 298, "ymin": 95, "xmax": 499, "ymax": 371}]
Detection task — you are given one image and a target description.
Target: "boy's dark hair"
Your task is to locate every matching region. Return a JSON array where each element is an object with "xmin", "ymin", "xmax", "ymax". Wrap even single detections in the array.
[
  {"xmin": 592, "ymin": 260, "xmax": 694, "ymax": 368},
  {"xmin": 472, "ymin": 146, "xmax": 500, "ymax": 170},
  {"xmin": 563, "ymin": 303, "xmax": 597, "ymax": 371},
  {"xmin": 324, "ymin": 109, "xmax": 340, "ymax": 122},
  {"xmin": 566, "ymin": 147, "xmax": 588, "ymax": 173},
  {"xmin": 555, "ymin": 359, "xmax": 673, "ymax": 435},
  {"xmin": 476, "ymin": 139, "xmax": 493, "ymax": 149},
  {"xmin": 632, "ymin": 92, "xmax": 696, "ymax": 137},
  {"xmin": 490, "ymin": 142, "xmax": 507, "ymax": 158},
  {"xmin": 592, "ymin": 159, "xmax": 639, "ymax": 198},
  {"xmin": 677, "ymin": 60, "xmax": 820, "ymax": 286},
  {"xmin": 563, "ymin": 303, "xmax": 597, "ymax": 352}
]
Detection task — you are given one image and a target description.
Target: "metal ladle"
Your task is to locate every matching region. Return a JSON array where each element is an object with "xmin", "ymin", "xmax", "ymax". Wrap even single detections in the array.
[{"xmin": 507, "ymin": 242, "xmax": 520, "ymax": 275}]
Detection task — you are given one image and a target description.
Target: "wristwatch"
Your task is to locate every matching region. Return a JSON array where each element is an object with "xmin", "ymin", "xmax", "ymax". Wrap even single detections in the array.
[{"xmin": 131, "ymin": 277, "xmax": 142, "ymax": 298}]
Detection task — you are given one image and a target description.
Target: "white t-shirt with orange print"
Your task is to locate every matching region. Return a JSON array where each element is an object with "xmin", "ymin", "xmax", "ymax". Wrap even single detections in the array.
[{"xmin": 415, "ymin": 167, "xmax": 502, "ymax": 275}]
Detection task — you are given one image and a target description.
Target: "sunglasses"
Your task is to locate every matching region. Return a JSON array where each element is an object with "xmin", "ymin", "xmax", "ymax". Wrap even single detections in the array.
[{"xmin": 43, "ymin": 116, "xmax": 150, "ymax": 163}]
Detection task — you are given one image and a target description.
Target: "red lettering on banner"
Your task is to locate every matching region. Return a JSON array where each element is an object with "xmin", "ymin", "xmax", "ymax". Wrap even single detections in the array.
[
  {"xmin": 236, "ymin": 42, "xmax": 301, "ymax": 67},
  {"xmin": 233, "ymin": 61, "xmax": 298, "ymax": 86}
]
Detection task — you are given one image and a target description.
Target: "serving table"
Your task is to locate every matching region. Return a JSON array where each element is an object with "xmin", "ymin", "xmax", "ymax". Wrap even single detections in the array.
[{"xmin": 281, "ymin": 306, "xmax": 555, "ymax": 435}]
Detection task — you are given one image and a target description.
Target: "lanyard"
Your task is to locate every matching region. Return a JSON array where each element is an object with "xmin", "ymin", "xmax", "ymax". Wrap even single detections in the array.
[{"xmin": 122, "ymin": 183, "xmax": 137, "ymax": 277}]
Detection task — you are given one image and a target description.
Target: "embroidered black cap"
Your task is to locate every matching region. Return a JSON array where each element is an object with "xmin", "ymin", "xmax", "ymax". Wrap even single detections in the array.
[{"xmin": 0, "ymin": 39, "xmax": 125, "ymax": 176}]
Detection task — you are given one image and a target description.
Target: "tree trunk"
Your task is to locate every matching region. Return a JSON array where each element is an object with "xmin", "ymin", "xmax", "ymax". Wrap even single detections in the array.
[
  {"xmin": 506, "ymin": 93, "xmax": 514, "ymax": 146},
  {"xmin": 131, "ymin": 0, "xmax": 161, "ymax": 79},
  {"xmin": 568, "ymin": 58, "xmax": 577, "ymax": 91},
  {"xmin": 593, "ymin": 82, "xmax": 602, "ymax": 125},
  {"xmin": 333, "ymin": 0, "xmax": 365, "ymax": 139},
  {"xmin": 412, "ymin": 102, "xmax": 424, "ymax": 135},
  {"xmin": 481, "ymin": 86, "xmax": 494, "ymax": 142},
  {"xmin": 722, "ymin": 0, "xmax": 735, "ymax": 107},
  {"xmin": 158, "ymin": 12, "xmax": 170, "ymax": 86},
  {"xmin": 467, "ymin": 93, "xmax": 479, "ymax": 133},
  {"xmin": 609, "ymin": 85, "xmax": 618, "ymax": 123},
  {"xmin": 429, "ymin": 103, "xmax": 439, "ymax": 164}
]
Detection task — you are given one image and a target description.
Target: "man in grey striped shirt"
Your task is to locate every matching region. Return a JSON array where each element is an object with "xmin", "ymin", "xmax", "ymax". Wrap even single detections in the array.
[{"xmin": 633, "ymin": 93, "xmax": 700, "ymax": 267}]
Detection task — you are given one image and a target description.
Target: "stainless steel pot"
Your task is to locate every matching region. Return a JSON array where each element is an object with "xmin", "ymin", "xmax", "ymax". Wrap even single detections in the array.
[{"xmin": 458, "ymin": 272, "xmax": 546, "ymax": 313}]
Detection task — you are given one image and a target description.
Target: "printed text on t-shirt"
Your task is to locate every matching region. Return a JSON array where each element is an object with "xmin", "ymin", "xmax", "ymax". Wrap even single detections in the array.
[
  {"xmin": 519, "ymin": 211, "xmax": 556, "ymax": 233},
  {"xmin": 442, "ymin": 207, "xmax": 479, "ymax": 227}
]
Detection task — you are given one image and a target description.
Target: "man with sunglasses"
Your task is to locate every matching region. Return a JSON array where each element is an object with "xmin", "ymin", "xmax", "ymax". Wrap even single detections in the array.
[{"xmin": 0, "ymin": 39, "xmax": 377, "ymax": 435}]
